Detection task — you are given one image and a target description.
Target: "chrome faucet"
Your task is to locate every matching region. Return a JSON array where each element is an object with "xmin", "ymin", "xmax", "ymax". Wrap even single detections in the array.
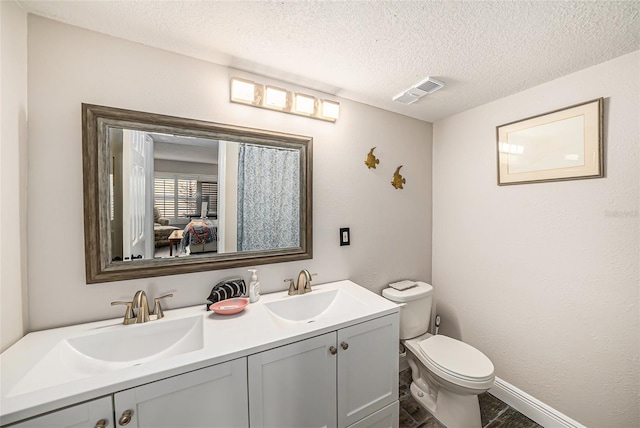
[
  {"xmin": 285, "ymin": 270, "xmax": 317, "ymax": 295},
  {"xmin": 111, "ymin": 291, "xmax": 173, "ymax": 325}
]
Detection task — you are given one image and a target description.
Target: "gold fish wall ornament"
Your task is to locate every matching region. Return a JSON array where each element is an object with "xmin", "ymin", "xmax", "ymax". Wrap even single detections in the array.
[
  {"xmin": 364, "ymin": 147, "xmax": 380, "ymax": 169},
  {"xmin": 391, "ymin": 165, "xmax": 406, "ymax": 189}
]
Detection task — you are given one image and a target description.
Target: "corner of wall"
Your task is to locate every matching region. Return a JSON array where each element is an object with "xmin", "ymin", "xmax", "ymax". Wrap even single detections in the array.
[{"xmin": 1, "ymin": 0, "xmax": 29, "ymax": 352}]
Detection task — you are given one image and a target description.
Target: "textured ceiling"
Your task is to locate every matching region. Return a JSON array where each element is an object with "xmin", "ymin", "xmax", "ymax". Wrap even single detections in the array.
[{"xmin": 19, "ymin": 0, "xmax": 640, "ymax": 122}]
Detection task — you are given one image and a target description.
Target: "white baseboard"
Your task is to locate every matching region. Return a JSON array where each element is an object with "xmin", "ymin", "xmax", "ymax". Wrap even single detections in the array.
[{"xmin": 489, "ymin": 377, "xmax": 586, "ymax": 428}]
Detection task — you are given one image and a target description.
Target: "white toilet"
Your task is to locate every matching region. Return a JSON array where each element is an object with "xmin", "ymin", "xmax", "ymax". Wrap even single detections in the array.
[{"xmin": 382, "ymin": 282, "xmax": 495, "ymax": 428}]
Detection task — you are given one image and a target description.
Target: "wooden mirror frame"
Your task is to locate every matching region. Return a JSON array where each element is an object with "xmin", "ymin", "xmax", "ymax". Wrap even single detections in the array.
[{"xmin": 82, "ymin": 104, "xmax": 312, "ymax": 283}]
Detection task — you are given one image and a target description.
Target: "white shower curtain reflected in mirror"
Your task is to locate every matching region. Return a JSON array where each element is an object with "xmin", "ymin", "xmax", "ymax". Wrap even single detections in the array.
[{"xmin": 237, "ymin": 144, "xmax": 300, "ymax": 251}]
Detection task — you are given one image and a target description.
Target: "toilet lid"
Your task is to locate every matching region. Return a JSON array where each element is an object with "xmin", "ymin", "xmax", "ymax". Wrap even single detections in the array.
[
  {"xmin": 382, "ymin": 281, "xmax": 433, "ymax": 302},
  {"xmin": 419, "ymin": 335, "xmax": 494, "ymax": 383}
]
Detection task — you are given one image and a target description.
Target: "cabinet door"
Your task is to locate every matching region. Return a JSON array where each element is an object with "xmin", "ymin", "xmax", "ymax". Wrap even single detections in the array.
[
  {"xmin": 11, "ymin": 396, "xmax": 114, "ymax": 428},
  {"xmin": 248, "ymin": 332, "xmax": 337, "ymax": 428},
  {"xmin": 114, "ymin": 358, "xmax": 248, "ymax": 428},
  {"xmin": 337, "ymin": 314, "xmax": 399, "ymax": 428}
]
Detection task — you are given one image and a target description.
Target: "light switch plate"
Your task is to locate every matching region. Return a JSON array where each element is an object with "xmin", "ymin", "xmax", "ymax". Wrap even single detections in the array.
[{"xmin": 340, "ymin": 228, "xmax": 350, "ymax": 246}]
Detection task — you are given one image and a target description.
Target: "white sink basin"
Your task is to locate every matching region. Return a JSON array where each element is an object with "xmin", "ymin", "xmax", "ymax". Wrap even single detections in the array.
[
  {"xmin": 61, "ymin": 316, "xmax": 204, "ymax": 372},
  {"xmin": 264, "ymin": 289, "xmax": 358, "ymax": 324}
]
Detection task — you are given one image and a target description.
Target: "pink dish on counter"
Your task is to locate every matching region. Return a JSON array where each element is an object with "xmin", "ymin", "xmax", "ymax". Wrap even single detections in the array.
[{"xmin": 210, "ymin": 298, "xmax": 249, "ymax": 315}]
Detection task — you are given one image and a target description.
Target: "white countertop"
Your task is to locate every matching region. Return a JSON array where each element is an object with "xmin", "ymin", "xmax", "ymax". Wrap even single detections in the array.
[{"xmin": 0, "ymin": 280, "xmax": 398, "ymax": 425}]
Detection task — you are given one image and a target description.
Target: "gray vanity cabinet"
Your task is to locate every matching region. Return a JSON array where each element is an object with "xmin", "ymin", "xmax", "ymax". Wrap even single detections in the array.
[
  {"xmin": 248, "ymin": 314, "xmax": 399, "ymax": 428},
  {"xmin": 113, "ymin": 357, "xmax": 248, "ymax": 428}
]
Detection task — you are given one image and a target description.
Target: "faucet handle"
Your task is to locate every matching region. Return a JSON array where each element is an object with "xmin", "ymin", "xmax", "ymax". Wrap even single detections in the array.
[
  {"xmin": 151, "ymin": 294, "xmax": 174, "ymax": 320},
  {"xmin": 111, "ymin": 301, "xmax": 135, "ymax": 325},
  {"xmin": 284, "ymin": 278, "xmax": 296, "ymax": 296}
]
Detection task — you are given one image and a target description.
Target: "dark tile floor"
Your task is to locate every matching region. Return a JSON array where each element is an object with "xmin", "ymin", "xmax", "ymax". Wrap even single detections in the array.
[{"xmin": 399, "ymin": 368, "xmax": 543, "ymax": 428}]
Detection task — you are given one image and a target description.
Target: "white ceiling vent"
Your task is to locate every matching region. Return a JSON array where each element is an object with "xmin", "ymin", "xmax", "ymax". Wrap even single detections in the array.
[
  {"xmin": 393, "ymin": 77, "xmax": 445, "ymax": 104},
  {"xmin": 415, "ymin": 77, "xmax": 445, "ymax": 94},
  {"xmin": 392, "ymin": 92, "xmax": 421, "ymax": 105}
]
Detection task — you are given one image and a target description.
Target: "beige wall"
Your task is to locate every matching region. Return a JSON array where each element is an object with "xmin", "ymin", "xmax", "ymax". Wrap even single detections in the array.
[
  {"xmin": 0, "ymin": 1, "xmax": 28, "ymax": 352},
  {"xmin": 432, "ymin": 51, "xmax": 639, "ymax": 427},
  {"xmin": 25, "ymin": 16, "xmax": 432, "ymax": 330}
]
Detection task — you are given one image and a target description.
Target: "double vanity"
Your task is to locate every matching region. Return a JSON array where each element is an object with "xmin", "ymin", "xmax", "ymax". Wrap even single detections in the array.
[{"xmin": 0, "ymin": 280, "xmax": 399, "ymax": 428}]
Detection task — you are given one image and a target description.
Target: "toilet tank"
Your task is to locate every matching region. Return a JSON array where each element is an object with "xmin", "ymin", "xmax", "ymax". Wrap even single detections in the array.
[{"xmin": 382, "ymin": 282, "xmax": 433, "ymax": 339}]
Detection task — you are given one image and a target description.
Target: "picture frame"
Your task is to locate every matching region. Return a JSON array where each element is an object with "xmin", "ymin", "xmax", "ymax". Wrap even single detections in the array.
[{"xmin": 496, "ymin": 98, "xmax": 603, "ymax": 185}]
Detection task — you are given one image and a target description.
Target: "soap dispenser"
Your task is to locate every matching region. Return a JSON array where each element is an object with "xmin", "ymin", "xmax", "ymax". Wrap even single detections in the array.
[{"xmin": 248, "ymin": 269, "xmax": 261, "ymax": 303}]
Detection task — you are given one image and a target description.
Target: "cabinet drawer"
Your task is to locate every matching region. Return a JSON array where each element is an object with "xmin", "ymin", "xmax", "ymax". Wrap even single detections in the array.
[
  {"xmin": 347, "ymin": 401, "xmax": 398, "ymax": 428},
  {"xmin": 10, "ymin": 396, "xmax": 114, "ymax": 428}
]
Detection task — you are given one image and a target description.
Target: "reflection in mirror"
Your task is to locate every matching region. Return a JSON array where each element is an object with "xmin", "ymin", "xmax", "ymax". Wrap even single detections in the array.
[
  {"xmin": 83, "ymin": 104, "xmax": 312, "ymax": 283},
  {"xmin": 108, "ymin": 130, "xmax": 300, "ymax": 261}
]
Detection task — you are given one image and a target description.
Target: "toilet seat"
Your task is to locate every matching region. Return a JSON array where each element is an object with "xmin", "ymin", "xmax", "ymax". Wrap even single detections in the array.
[{"xmin": 414, "ymin": 335, "xmax": 494, "ymax": 390}]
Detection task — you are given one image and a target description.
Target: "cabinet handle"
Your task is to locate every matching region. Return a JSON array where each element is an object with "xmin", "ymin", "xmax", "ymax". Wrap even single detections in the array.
[
  {"xmin": 118, "ymin": 410, "xmax": 133, "ymax": 426},
  {"xmin": 341, "ymin": 341, "xmax": 349, "ymax": 350},
  {"xmin": 329, "ymin": 346, "xmax": 337, "ymax": 355},
  {"xmin": 94, "ymin": 419, "xmax": 107, "ymax": 428}
]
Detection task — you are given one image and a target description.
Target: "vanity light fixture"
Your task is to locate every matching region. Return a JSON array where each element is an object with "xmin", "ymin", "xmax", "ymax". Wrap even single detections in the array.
[
  {"xmin": 320, "ymin": 100, "xmax": 340, "ymax": 120},
  {"xmin": 265, "ymin": 85, "xmax": 289, "ymax": 110},
  {"xmin": 294, "ymin": 93, "xmax": 316, "ymax": 115},
  {"xmin": 230, "ymin": 77, "xmax": 339, "ymax": 122},
  {"xmin": 231, "ymin": 78, "xmax": 260, "ymax": 105}
]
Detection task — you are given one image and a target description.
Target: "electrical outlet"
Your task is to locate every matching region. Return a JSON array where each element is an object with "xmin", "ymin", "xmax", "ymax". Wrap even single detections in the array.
[{"xmin": 340, "ymin": 228, "xmax": 350, "ymax": 246}]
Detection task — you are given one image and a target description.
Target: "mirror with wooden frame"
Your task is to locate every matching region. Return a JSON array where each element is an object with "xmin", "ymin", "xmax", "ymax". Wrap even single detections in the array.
[{"xmin": 82, "ymin": 104, "xmax": 312, "ymax": 283}]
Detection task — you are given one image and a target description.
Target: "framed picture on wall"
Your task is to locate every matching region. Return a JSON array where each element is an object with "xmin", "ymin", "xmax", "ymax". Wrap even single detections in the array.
[{"xmin": 496, "ymin": 98, "xmax": 604, "ymax": 185}]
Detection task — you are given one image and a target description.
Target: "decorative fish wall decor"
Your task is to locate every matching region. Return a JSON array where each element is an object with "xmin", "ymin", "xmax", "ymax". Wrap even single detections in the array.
[
  {"xmin": 391, "ymin": 165, "xmax": 406, "ymax": 189},
  {"xmin": 365, "ymin": 147, "xmax": 380, "ymax": 169}
]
